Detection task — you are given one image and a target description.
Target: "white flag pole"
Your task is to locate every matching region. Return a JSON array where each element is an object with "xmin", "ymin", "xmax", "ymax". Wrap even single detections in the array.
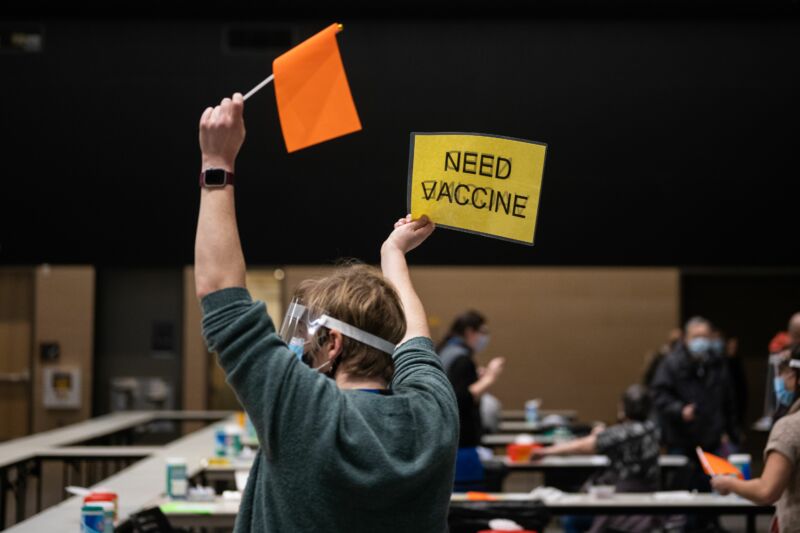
[{"xmin": 243, "ymin": 73, "xmax": 274, "ymax": 101}]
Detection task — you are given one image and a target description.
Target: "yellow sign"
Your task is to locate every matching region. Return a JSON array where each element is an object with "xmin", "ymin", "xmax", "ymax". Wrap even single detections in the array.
[{"xmin": 407, "ymin": 132, "xmax": 547, "ymax": 245}]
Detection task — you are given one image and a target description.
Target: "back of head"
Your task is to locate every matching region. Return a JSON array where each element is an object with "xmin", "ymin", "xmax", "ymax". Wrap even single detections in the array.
[
  {"xmin": 789, "ymin": 312, "xmax": 800, "ymax": 343},
  {"xmin": 295, "ymin": 262, "xmax": 406, "ymax": 383},
  {"xmin": 622, "ymin": 384, "xmax": 651, "ymax": 422},
  {"xmin": 437, "ymin": 310, "xmax": 486, "ymax": 351}
]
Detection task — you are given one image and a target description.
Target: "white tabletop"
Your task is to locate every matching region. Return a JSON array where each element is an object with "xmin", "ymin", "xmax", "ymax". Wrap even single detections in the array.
[
  {"xmin": 501, "ymin": 409, "xmax": 578, "ymax": 421},
  {"xmin": 481, "ymin": 434, "xmax": 557, "ymax": 446},
  {"xmin": 501, "ymin": 454, "xmax": 688, "ymax": 469},
  {"xmin": 0, "ymin": 410, "xmax": 232, "ymax": 469},
  {"xmin": 451, "ymin": 491, "xmax": 768, "ymax": 510}
]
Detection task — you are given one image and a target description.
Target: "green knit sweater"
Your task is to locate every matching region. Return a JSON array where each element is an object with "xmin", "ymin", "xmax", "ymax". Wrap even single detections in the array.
[{"xmin": 201, "ymin": 287, "xmax": 459, "ymax": 532}]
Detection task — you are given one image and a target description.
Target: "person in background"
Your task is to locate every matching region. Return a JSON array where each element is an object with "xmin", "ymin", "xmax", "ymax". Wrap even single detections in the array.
[
  {"xmin": 712, "ymin": 328, "xmax": 747, "ymax": 455},
  {"xmin": 651, "ymin": 317, "xmax": 739, "ymax": 491},
  {"xmin": 643, "ymin": 328, "xmax": 682, "ymax": 387},
  {"xmin": 534, "ymin": 385, "xmax": 661, "ymax": 533},
  {"xmin": 712, "ymin": 344, "xmax": 800, "ymax": 533},
  {"xmin": 759, "ymin": 313, "xmax": 800, "ymax": 429},
  {"xmin": 438, "ymin": 311, "xmax": 505, "ymax": 491}
]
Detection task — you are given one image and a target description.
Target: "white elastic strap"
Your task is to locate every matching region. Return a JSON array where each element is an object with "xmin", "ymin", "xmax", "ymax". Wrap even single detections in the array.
[
  {"xmin": 317, "ymin": 315, "xmax": 396, "ymax": 355},
  {"xmin": 790, "ymin": 359, "xmax": 800, "ymax": 369}
]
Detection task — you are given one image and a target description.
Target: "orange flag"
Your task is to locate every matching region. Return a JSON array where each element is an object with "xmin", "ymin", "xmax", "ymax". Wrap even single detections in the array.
[
  {"xmin": 695, "ymin": 447, "xmax": 744, "ymax": 479},
  {"xmin": 272, "ymin": 23, "xmax": 361, "ymax": 153}
]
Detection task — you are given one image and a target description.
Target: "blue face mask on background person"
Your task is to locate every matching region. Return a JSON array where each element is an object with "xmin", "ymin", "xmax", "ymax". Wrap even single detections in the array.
[
  {"xmin": 774, "ymin": 377, "xmax": 795, "ymax": 407},
  {"xmin": 474, "ymin": 333, "xmax": 490, "ymax": 353},
  {"xmin": 688, "ymin": 337, "xmax": 711, "ymax": 357}
]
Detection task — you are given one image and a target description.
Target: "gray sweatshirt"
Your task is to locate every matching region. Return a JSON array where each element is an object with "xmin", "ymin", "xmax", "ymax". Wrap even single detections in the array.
[{"xmin": 201, "ymin": 287, "xmax": 459, "ymax": 532}]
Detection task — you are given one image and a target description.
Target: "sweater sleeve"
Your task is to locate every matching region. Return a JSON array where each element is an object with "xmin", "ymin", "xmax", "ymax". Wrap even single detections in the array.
[
  {"xmin": 200, "ymin": 287, "xmax": 339, "ymax": 458},
  {"xmin": 391, "ymin": 337, "xmax": 459, "ymax": 439}
]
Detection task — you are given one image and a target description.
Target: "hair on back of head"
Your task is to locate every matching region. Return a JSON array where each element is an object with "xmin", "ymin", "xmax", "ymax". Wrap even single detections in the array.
[{"xmin": 294, "ymin": 262, "xmax": 406, "ymax": 383}]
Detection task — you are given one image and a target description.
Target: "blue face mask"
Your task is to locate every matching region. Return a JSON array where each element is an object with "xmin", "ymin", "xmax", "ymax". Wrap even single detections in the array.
[
  {"xmin": 473, "ymin": 333, "xmax": 490, "ymax": 353},
  {"xmin": 688, "ymin": 337, "xmax": 711, "ymax": 357},
  {"xmin": 774, "ymin": 377, "xmax": 795, "ymax": 407}
]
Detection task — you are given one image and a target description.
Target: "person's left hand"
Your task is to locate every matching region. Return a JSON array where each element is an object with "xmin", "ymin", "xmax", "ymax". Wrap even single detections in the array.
[
  {"xmin": 383, "ymin": 214, "xmax": 435, "ymax": 255},
  {"xmin": 710, "ymin": 475, "xmax": 734, "ymax": 495}
]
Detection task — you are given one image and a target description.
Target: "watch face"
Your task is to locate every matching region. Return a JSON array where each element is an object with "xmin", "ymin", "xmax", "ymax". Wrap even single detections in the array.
[{"xmin": 204, "ymin": 169, "xmax": 226, "ymax": 186}]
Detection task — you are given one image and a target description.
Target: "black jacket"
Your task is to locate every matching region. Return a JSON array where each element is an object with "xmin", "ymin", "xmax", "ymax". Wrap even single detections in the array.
[
  {"xmin": 651, "ymin": 343, "xmax": 739, "ymax": 452},
  {"xmin": 439, "ymin": 338, "xmax": 482, "ymax": 448}
]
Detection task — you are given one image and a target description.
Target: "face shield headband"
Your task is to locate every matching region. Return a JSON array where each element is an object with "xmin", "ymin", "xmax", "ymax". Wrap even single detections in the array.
[{"xmin": 278, "ymin": 299, "xmax": 396, "ymax": 370}]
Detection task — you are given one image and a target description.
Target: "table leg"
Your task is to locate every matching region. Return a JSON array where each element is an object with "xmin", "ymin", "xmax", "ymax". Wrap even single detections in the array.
[
  {"xmin": 34, "ymin": 459, "xmax": 42, "ymax": 513},
  {"xmin": 746, "ymin": 512, "xmax": 756, "ymax": 533},
  {"xmin": 0, "ymin": 467, "xmax": 8, "ymax": 530},
  {"xmin": 14, "ymin": 462, "xmax": 28, "ymax": 524}
]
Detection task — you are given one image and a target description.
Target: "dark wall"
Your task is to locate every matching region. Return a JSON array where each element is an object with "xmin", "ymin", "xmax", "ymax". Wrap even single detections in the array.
[
  {"xmin": 93, "ymin": 268, "xmax": 183, "ymax": 415},
  {"xmin": 2, "ymin": 16, "xmax": 799, "ymax": 266}
]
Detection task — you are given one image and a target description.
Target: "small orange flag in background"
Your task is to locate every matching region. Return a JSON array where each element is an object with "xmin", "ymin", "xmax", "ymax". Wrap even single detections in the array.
[
  {"xmin": 273, "ymin": 23, "xmax": 362, "ymax": 153},
  {"xmin": 695, "ymin": 447, "xmax": 744, "ymax": 479}
]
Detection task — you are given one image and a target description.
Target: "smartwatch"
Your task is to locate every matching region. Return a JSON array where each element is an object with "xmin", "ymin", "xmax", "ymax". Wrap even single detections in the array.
[{"xmin": 199, "ymin": 168, "xmax": 235, "ymax": 188}]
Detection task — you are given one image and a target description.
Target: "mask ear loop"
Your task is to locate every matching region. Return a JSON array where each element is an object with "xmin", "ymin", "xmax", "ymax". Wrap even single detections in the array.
[{"xmin": 310, "ymin": 328, "xmax": 340, "ymax": 375}]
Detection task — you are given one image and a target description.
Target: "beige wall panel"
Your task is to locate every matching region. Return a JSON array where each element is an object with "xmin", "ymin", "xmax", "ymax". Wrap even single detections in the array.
[
  {"xmin": 32, "ymin": 266, "xmax": 95, "ymax": 432},
  {"xmin": 284, "ymin": 265, "xmax": 679, "ymax": 423},
  {"xmin": 0, "ymin": 269, "xmax": 34, "ymax": 440}
]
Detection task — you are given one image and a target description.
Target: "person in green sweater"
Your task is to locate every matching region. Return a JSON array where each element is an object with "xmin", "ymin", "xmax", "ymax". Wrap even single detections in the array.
[{"xmin": 194, "ymin": 92, "xmax": 459, "ymax": 532}]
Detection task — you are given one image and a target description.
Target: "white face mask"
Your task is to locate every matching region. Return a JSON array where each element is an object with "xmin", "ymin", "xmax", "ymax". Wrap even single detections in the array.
[{"xmin": 474, "ymin": 333, "xmax": 490, "ymax": 353}]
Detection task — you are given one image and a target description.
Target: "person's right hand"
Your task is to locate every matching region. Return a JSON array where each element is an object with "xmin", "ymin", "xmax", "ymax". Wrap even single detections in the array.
[
  {"xmin": 199, "ymin": 93, "xmax": 246, "ymax": 172},
  {"xmin": 485, "ymin": 357, "xmax": 505, "ymax": 381},
  {"xmin": 382, "ymin": 214, "xmax": 435, "ymax": 255},
  {"xmin": 682, "ymin": 403, "xmax": 696, "ymax": 422}
]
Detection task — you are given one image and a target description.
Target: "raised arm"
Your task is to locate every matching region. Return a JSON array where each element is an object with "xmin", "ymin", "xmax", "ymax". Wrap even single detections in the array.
[
  {"xmin": 195, "ymin": 93, "xmax": 247, "ymax": 299},
  {"xmin": 381, "ymin": 214, "xmax": 435, "ymax": 344}
]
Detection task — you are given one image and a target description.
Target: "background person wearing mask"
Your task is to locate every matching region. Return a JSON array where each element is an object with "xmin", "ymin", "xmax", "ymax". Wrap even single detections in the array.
[
  {"xmin": 651, "ymin": 317, "xmax": 739, "ymax": 491},
  {"xmin": 711, "ymin": 344, "xmax": 800, "ymax": 533},
  {"xmin": 438, "ymin": 311, "xmax": 505, "ymax": 491},
  {"xmin": 534, "ymin": 384, "xmax": 662, "ymax": 533}
]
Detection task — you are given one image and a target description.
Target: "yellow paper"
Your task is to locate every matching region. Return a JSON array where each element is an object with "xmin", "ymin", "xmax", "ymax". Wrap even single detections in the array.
[{"xmin": 407, "ymin": 133, "xmax": 546, "ymax": 245}]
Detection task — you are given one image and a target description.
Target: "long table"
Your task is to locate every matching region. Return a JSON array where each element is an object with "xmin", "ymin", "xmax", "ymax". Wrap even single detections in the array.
[
  {"xmin": 497, "ymin": 420, "xmax": 595, "ymax": 434},
  {"xmin": 481, "ymin": 434, "xmax": 557, "ymax": 448},
  {"xmin": 0, "ymin": 411, "xmax": 231, "ymax": 529},
  {"xmin": 450, "ymin": 492, "xmax": 774, "ymax": 533},
  {"xmin": 158, "ymin": 491, "xmax": 773, "ymax": 533},
  {"xmin": 5, "ymin": 414, "xmax": 235, "ymax": 532},
  {"xmin": 499, "ymin": 455, "xmax": 688, "ymax": 491},
  {"xmin": 500, "ymin": 409, "xmax": 578, "ymax": 421}
]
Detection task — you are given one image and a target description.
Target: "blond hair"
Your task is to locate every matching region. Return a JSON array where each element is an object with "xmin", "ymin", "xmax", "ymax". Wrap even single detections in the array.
[{"xmin": 295, "ymin": 262, "xmax": 405, "ymax": 382}]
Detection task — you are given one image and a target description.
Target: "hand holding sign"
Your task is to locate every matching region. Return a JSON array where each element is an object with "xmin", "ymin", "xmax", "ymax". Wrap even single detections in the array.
[{"xmin": 384, "ymin": 214, "xmax": 436, "ymax": 255}]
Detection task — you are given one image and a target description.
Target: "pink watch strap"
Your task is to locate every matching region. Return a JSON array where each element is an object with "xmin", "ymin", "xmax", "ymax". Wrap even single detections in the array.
[{"xmin": 199, "ymin": 169, "xmax": 235, "ymax": 187}]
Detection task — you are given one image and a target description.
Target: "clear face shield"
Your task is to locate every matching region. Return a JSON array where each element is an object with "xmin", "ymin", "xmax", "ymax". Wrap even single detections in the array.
[
  {"xmin": 278, "ymin": 298, "xmax": 397, "ymax": 373},
  {"xmin": 763, "ymin": 351, "xmax": 791, "ymax": 419}
]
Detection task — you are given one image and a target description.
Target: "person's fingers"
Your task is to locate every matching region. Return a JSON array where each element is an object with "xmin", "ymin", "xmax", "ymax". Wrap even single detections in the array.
[
  {"xmin": 231, "ymin": 94, "xmax": 244, "ymax": 121},
  {"xmin": 210, "ymin": 105, "xmax": 222, "ymax": 123},
  {"xmin": 199, "ymin": 106, "xmax": 213, "ymax": 127},
  {"xmin": 408, "ymin": 215, "xmax": 429, "ymax": 230}
]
